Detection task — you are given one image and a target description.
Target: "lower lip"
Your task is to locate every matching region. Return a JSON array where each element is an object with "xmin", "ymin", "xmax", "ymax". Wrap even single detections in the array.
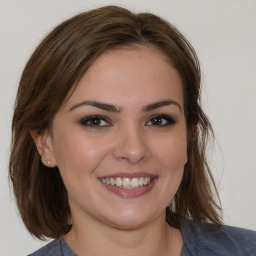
[{"xmin": 101, "ymin": 179, "xmax": 157, "ymax": 198}]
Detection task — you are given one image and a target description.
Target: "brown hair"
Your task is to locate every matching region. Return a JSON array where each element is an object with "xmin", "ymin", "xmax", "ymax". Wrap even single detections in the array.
[{"xmin": 9, "ymin": 5, "xmax": 222, "ymax": 240}]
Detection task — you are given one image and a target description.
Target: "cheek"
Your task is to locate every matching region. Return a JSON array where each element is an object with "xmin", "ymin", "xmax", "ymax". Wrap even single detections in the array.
[
  {"xmin": 161, "ymin": 141, "xmax": 186, "ymax": 168},
  {"xmin": 153, "ymin": 131, "xmax": 187, "ymax": 169},
  {"xmin": 52, "ymin": 129, "xmax": 109, "ymax": 182},
  {"xmin": 153, "ymin": 131, "xmax": 187, "ymax": 195}
]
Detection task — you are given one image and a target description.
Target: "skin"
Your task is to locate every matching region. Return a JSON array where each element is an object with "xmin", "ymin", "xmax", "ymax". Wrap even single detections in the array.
[{"xmin": 33, "ymin": 45, "xmax": 187, "ymax": 256}]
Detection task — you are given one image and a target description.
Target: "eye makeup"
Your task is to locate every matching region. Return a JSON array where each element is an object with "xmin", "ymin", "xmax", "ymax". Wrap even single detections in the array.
[
  {"xmin": 79, "ymin": 115, "xmax": 111, "ymax": 128},
  {"xmin": 146, "ymin": 114, "xmax": 176, "ymax": 127}
]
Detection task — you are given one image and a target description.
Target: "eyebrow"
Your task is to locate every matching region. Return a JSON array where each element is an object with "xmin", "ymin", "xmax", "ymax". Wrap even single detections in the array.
[
  {"xmin": 142, "ymin": 100, "xmax": 181, "ymax": 112},
  {"xmin": 69, "ymin": 100, "xmax": 181, "ymax": 112},
  {"xmin": 69, "ymin": 101, "xmax": 120, "ymax": 112}
]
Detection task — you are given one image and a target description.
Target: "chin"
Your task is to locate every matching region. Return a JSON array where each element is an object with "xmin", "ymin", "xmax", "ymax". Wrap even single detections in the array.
[{"xmin": 101, "ymin": 205, "xmax": 164, "ymax": 230}]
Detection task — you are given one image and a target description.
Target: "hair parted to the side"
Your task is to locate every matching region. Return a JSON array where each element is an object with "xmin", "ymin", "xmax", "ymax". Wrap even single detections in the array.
[{"xmin": 9, "ymin": 5, "xmax": 222, "ymax": 240}]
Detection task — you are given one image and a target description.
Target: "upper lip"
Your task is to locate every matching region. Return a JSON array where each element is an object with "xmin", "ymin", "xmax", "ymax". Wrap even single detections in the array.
[{"xmin": 98, "ymin": 172, "xmax": 158, "ymax": 179}]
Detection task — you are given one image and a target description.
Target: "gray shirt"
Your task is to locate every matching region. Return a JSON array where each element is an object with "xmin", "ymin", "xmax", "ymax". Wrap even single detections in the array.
[{"xmin": 28, "ymin": 219, "xmax": 256, "ymax": 255}]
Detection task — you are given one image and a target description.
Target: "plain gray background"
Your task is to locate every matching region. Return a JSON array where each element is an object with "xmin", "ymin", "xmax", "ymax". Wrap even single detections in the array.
[{"xmin": 1, "ymin": 0, "xmax": 256, "ymax": 255}]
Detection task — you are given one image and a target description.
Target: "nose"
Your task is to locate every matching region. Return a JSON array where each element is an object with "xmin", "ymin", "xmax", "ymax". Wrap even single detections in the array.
[{"xmin": 112, "ymin": 124, "xmax": 150, "ymax": 165}]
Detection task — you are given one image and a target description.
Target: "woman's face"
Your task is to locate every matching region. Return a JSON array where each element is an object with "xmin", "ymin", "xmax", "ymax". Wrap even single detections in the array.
[{"xmin": 42, "ymin": 45, "xmax": 187, "ymax": 228}]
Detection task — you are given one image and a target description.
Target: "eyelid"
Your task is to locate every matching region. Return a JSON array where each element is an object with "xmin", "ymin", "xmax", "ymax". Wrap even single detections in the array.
[
  {"xmin": 146, "ymin": 114, "xmax": 176, "ymax": 126},
  {"xmin": 79, "ymin": 114, "xmax": 176, "ymax": 128},
  {"xmin": 79, "ymin": 115, "xmax": 111, "ymax": 127}
]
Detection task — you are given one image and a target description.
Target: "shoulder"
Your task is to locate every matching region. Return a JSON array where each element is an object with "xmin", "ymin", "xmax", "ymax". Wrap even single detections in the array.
[
  {"xmin": 181, "ymin": 218, "xmax": 256, "ymax": 256},
  {"xmin": 28, "ymin": 237, "xmax": 75, "ymax": 256},
  {"xmin": 28, "ymin": 239, "xmax": 61, "ymax": 256}
]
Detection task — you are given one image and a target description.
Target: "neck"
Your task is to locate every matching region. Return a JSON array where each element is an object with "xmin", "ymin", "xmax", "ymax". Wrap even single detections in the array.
[{"xmin": 64, "ymin": 211, "xmax": 183, "ymax": 256}]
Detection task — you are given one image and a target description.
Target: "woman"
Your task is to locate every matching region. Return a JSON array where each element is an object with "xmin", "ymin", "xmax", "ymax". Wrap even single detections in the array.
[{"xmin": 9, "ymin": 5, "xmax": 256, "ymax": 256}]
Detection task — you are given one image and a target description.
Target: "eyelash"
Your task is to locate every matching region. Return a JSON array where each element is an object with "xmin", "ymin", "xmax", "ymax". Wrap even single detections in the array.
[
  {"xmin": 79, "ymin": 115, "xmax": 110, "ymax": 128},
  {"xmin": 146, "ymin": 114, "xmax": 176, "ymax": 126},
  {"xmin": 79, "ymin": 114, "xmax": 176, "ymax": 128}
]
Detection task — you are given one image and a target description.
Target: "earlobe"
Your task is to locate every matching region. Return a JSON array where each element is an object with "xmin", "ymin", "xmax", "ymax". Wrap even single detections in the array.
[{"xmin": 29, "ymin": 129, "xmax": 57, "ymax": 168}]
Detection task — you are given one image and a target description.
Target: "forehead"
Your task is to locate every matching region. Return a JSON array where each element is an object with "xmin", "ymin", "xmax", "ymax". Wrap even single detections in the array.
[{"xmin": 63, "ymin": 45, "xmax": 184, "ymax": 110}]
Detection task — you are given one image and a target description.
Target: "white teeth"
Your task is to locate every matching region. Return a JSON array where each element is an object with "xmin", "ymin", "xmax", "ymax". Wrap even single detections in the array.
[
  {"xmin": 102, "ymin": 177, "xmax": 151, "ymax": 188},
  {"xmin": 116, "ymin": 177, "xmax": 122, "ymax": 187},
  {"xmin": 110, "ymin": 178, "xmax": 115, "ymax": 185},
  {"xmin": 123, "ymin": 177, "xmax": 130, "ymax": 187},
  {"xmin": 139, "ymin": 177, "xmax": 144, "ymax": 186},
  {"xmin": 131, "ymin": 178, "xmax": 139, "ymax": 187}
]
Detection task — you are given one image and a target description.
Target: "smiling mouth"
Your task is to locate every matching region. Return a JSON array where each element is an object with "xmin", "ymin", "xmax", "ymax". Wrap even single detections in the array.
[
  {"xmin": 99, "ymin": 173, "xmax": 157, "ymax": 198},
  {"xmin": 101, "ymin": 177, "xmax": 152, "ymax": 189}
]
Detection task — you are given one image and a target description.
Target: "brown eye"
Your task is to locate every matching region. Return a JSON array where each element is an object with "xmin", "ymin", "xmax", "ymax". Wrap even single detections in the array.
[
  {"xmin": 80, "ymin": 116, "xmax": 110, "ymax": 128},
  {"xmin": 146, "ymin": 115, "xmax": 176, "ymax": 126},
  {"xmin": 151, "ymin": 116, "xmax": 166, "ymax": 125}
]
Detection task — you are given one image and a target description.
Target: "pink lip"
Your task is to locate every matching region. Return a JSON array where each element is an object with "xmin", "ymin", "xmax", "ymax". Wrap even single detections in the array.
[{"xmin": 98, "ymin": 173, "xmax": 158, "ymax": 199}]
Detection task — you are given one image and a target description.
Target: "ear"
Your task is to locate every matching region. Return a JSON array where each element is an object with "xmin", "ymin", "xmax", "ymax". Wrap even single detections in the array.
[{"xmin": 30, "ymin": 129, "xmax": 57, "ymax": 168}]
